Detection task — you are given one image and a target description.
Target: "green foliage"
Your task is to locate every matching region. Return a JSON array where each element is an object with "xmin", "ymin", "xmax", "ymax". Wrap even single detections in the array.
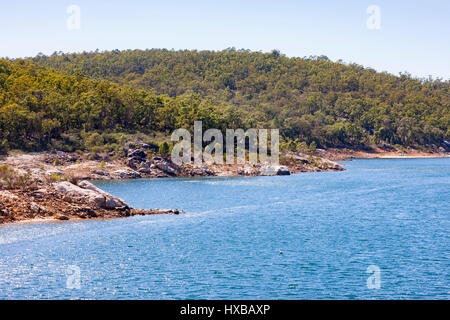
[
  {"xmin": 85, "ymin": 132, "xmax": 104, "ymax": 150},
  {"xmin": 32, "ymin": 49, "xmax": 449, "ymax": 149},
  {"xmin": 47, "ymin": 173, "xmax": 62, "ymax": 182},
  {"xmin": 0, "ymin": 48, "xmax": 448, "ymax": 155},
  {"xmin": 158, "ymin": 142, "xmax": 170, "ymax": 156}
]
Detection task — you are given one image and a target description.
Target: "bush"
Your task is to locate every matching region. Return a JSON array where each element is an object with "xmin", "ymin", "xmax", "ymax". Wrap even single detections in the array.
[
  {"xmin": 158, "ymin": 142, "xmax": 170, "ymax": 156},
  {"xmin": 0, "ymin": 165, "xmax": 33, "ymax": 189},
  {"xmin": 85, "ymin": 132, "xmax": 104, "ymax": 150},
  {"xmin": 47, "ymin": 173, "xmax": 61, "ymax": 183}
]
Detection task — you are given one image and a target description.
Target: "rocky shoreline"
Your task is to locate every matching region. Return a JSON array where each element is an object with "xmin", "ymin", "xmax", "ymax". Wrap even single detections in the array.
[
  {"xmin": 2, "ymin": 145, "xmax": 446, "ymax": 225},
  {"xmin": 0, "ymin": 149, "xmax": 345, "ymax": 225},
  {"xmin": 0, "ymin": 178, "xmax": 182, "ymax": 225}
]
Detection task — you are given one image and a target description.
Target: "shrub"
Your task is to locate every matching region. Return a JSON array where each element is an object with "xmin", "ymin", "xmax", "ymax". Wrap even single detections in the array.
[
  {"xmin": 158, "ymin": 142, "xmax": 170, "ymax": 156},
  {"xmin": 85, "ymin": 132, "xmax": 104, "ymax": 150},
  {"xmin": 47, "ymin": 173, "xmax": 62, "ymax": 182},
  {"xmin": 0, "ymin": 165, "xmax": 33, "ymax": 189}
]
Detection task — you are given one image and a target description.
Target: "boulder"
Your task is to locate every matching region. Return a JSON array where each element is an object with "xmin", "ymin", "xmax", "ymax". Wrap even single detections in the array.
[
  {"xmin": 54, "ymin": 181, "xmax": 106, "ymax": 208},
  {"xmin": 153, "ymin": 158, "xmax": 176, "ymax": 175},
  {"xmin": 137, "ymin": 163, "xmax": 152, "ymax": 174},
  {"xmin": 128, "ymin": 149, "xmax": 147, "ymax": 159},
  {"xmin": 276, "ymin": 166, "xmax": 290, "ymax": 175},
  {"xmin": 77, "ymin": 180, "xmax": 128, "ymax": 209},
  {"xmin": 237, "ymin": 165, "xmax": 255, "ymax": 176},
  {"xmin": 260, "ymin": 165, "xmax": 277, "ymax": 176},
  {"xmin": 113, "ymin": 170, "xmax": 141, "ymax": 179},
  {"xmin": 260, "ymin": 165, "xmax": 291, "ymax": 176},
  {"xmin": 94, "ymin": 170, "xmax": 107, "ymax": 176},
  {"xmin": 54, "ymin": 181, "xmax": 126, "ymax": 209},
  {"xmin": 191, "ymin": 166, "xmax": 213, "ymax": 176},
  {"xmin": 127, "ymin": 157, "xmax": 142, "ymax": 169}
]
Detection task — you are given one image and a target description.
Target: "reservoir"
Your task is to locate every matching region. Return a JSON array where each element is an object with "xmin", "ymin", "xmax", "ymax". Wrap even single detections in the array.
[{"xmin": 0, "ymin": 158, "xmax": 448, "ymax": 299}]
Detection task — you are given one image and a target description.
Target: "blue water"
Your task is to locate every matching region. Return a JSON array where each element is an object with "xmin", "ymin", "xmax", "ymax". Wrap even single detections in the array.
[{"xmin": 0, "ymin": 159, "xmax": 449, "ymax": 299}]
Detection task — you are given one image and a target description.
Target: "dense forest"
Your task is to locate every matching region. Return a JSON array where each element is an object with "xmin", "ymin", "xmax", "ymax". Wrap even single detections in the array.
[
  {"xmin": 0, "ymin": 49, "xmax": 448, "ymax": 154},
  {"xmin": 0, "ymin": 59, "xmax": 241, "ymax": 154}
]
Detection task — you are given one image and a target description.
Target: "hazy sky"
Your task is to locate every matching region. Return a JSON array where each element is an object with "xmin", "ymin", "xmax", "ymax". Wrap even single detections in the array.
[{"xmin": 1, "ymin": 0, "xmax": 449, "ymax": 79}]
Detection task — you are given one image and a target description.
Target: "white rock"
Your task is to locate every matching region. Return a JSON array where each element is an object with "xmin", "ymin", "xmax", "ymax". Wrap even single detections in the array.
[
  {"xmin": 53, "ymin": 181, "xmax": 106, "ymax": 208},
  {"xmin": 260, "ymin": 165, "xmax": 290, "ymax": 176},
  {"xmin": 78, "ymin": 180, "xmax": 127, "ymax": 209}
]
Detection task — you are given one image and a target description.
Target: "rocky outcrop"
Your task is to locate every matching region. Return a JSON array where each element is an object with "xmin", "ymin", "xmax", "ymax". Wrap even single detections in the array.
[
  {"xmin": 78, "ymin": 180, "xmax": 128, "ymax": 209},
  {"xmin": 152, "ymin": 157, "xmax": 177, "ymax": 175},
  {"xmin": 128, "ymin": 149, "xmax": 147, "ymax": 159},
  {"xmin": 126, "ymin": 149, "xmax": 147, "ymax": 170},
  {"xmin": 53, "ymin": 180, "xmax": 128, "ymax": 210}
]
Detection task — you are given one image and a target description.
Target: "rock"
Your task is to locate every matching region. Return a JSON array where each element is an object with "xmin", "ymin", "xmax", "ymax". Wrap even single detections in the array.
[
  {"xmin": 260, "ymin": 165, "xmax": 277, "ymax": 176},
  {"xmin": 76, "ymin": 206, "xmax": 97, "ymax": 217},
  {"xmin": 260, "ymin": 165, "xmax": 291, "ymax": 176},
  {"xmin": 0, "ymin": 200, "xmax": 8, "ymax": 216},
  {"xmin": 30, "ymin": 202, "xmax": 46, "ymax": 214},
  {"xmin": 113, "ymin": 169, "xmax": 141, "ymax": 179},
  {"xmin": 127, "ymin": 156, "xmax": 145, "ymax": 169},
  {"xmin": 53, "ymin": 181, "xmax": 106, "ymax": 208},
  {"xmin": 137, "ymin": 163, "xmax": 152, "ymax": 174},
  {"xmin": 0, "ymin": 190, "xmax": 18, "ymax": 200},
  {"xmin": 78, "ymin": 180, "xmax": 128, "ymax": 209},
  {"xmin": 153, "ymin": 158, "xmax": 176, "ymax": 175},
  {"xmin": 237, "ymin": 165, "xmax": 254, "ymax": 176},
  {"xmin": 128, "ymin": 149, "xmax": 147, "ymax": 159},
  {"xmin": 32, "ymin": 189, "xmax": 47, "ymax": 199},
  {"xmin": 200, "ymin": 166, "xmax": 213, "ymax": 175},
  {"xmin": 276, "ymin": 166, "xmax": 290, "ymax": 175},
  {"xmin": 104, "ymin": 197, "xmax": 125, "ymax": 210},
  {"xmin": 57, "ymin": 215, "xmax": 70, "ymax": 220},
  {"xmin": 94, "ymin": 170, "xmax": 107, "ymax": 176},
  {"xmin": 327, "ymin": 161, "xmax": 343, "ymax": 170}
]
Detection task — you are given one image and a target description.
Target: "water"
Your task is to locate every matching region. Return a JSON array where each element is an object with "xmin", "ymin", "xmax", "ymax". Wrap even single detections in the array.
[{"xmin": 0, "ymin": 158, "xmax": 449, "ymax": 299}]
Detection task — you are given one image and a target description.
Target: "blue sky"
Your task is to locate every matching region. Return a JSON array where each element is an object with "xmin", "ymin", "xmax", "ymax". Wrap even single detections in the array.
[{"xmin": 1, "ymin": 0, "xmax": 449, "ymax": 79}]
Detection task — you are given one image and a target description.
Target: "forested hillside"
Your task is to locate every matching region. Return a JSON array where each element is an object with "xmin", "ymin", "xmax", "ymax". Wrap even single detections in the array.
[
  {"xmin": 0, "ymin": 59, "xmax": 241, "ymax": 153},
  {"xmin": 33, "ymin": 49, "xmax": 450, "ymax": 150},
  {"xmin": 0, "ymin": 49, "xmax": 448, "ymax": 154}
]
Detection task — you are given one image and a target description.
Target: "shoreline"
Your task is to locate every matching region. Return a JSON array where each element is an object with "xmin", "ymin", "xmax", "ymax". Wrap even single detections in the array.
[
  {"xmin": 1, "ymin": 148, "xmax": 448, "ymax": 226},
  {"xmin": 315, "ymin": 148, "xmax": 449, "ymax": 161},
  {"xmin": 0, "ymin": 149, "xmax": 343, "ymax": 225},
  {"xmin": 2, "ymin": 208, "xmax": 181, "ymax": 226}
]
